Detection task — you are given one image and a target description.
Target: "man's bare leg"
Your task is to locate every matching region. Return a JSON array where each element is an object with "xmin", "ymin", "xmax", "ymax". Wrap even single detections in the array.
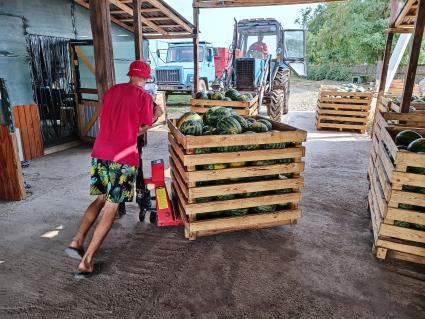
[
  {"xmin": 78, "ymin": 201, "xmax": 119, "ymax": 273},
  {"xmin": 69, "ymin": 195, "xmax": 106, "ymax": 250}
]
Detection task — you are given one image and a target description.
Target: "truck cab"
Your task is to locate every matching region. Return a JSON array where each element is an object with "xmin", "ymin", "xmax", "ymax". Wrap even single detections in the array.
[{"xmin": 154, "ymin": 41, "xmax": 215, "ymax": 93}]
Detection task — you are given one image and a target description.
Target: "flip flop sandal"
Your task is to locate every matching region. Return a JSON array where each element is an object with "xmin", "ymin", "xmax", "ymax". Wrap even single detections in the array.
[
  {"xmin": 74, "ymin": 263, "xmax": 101, "ymax": 280},
  {"xmin": 65, "ymin": 247, "xmax": 85, "ymax": 260}
]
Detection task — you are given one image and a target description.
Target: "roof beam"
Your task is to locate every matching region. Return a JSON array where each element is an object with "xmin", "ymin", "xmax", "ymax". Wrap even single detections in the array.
[
  {"xmin": 108, "ymin": 0, "xmax": 168, "ymax": 35},
  {"xmin": 145, "ymin": 0, "xmax": 193, "ymax": 33}
]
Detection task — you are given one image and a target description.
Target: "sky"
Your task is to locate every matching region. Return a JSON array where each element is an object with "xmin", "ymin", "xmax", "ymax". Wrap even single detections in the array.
[{"xmin": 157, "ymin": 1, "xmax": 318, "ymax": 48}]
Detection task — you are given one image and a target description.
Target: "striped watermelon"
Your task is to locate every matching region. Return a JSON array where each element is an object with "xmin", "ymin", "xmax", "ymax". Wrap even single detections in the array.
[
  {"xmin": 252, "ymin": 205, "xmax": 277, "ymax": 213},
  {"xmin": 231, "ymin": 115, "xmax": 250, "ymax": 131},
  {"xmin": 203, "ymin": 163, "xmax": 228, "ymax": 170},
  {"xmin": 204, "ymin": 106, "xmax": 233, "ymax": 127},
  {"xmin": 179, "ymin": 120, "xmax": 203, "ymax": 136},
  {"xmin": 251, "ymin": 121, "xmax": 269, "ymax": 133},
  {"xmin": 177, "ymin": 112, "xmax": 203, "ymax": 129},
  {"xmin": 226, "ymin": 209, "xmax": 249, "ymax": 217},
  {"xmin": 216, "ymin": 116, "xmax": 242, "ymax": 135},
  {"xmin": 217, "ymin": 145, "xmax": 242, "ymax": 152},
  {"xmin": 241, "ymin": 131, "xmax": 260, "ymax": 150},
  {"xmin": 257, "ymin": 119, "xmax": 273, "ymax": 130}
]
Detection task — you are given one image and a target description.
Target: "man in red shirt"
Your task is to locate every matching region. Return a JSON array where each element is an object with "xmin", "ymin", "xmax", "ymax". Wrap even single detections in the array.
[
  {"xmin": 248, "ymin": 33, "xmax": 268, "ymax": 59},
  {"xmin": 65, "ymin": 60, "xmax": 162, "ymax": 277}
]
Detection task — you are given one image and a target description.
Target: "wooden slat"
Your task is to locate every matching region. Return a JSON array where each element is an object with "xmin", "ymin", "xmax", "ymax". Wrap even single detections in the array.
[
  {"xmin": 318, "ymin": 103, "xmax": 370, "ymax": 110},
  {"xmin": 0, "ymin": 126, "xmax": 26, "ymax": 201},
  {"xmin": 380, "ymin": 223, "xmax": 425, "ymax": 244},
  {"xmin": 377, "ymin": 239, "xmax": 425, "ymax": 260},
  {"xmin": 317, "ymin": 115, "xmax": 368, "ymax": 123}
]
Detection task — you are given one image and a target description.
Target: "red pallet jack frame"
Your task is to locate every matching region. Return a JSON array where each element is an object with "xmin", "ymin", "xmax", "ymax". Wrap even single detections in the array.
[{"xmin": 137, "ymin": 159, "xmax": 183, "ymax": 227}]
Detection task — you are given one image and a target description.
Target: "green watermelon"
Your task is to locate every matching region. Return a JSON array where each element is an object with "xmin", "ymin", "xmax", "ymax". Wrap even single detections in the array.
[
  {"xmin": 195, "ymin": 91, "xmax": 209, "ymax": 100},
  {"xmin": 277, "ymin": 203, "xmax": 291, "ymax": 210},
  {"xmin": 216, "ymin": 116, "xmax": 242, "ymax": 135},
  {"xmin": 240, "ymin": 131, "xmax": 259, "ymax": 151},
  {"xmin": 203, "ymin": 163, "xmax": 228, "ymax": 170},
  {"xmin": 226, "ymin": 209, "xmax": 249, "ymax": 217},
  {"xmin": 231, "ymin": 115, "xmax": 250, "ymax": 131},
  {"xmin": 195, "ymin": 148, "xmax": 211, "ymax": 154},
  {"xmin": 395, "ymin": 130, "xmax": 422, "ymax": 147},
  {"xmin": 207, "ymin": 91, "xmax": 214, "ymax": 99},
  {"xmin": 225, "ymin": 88, "xmax": 240, "ymax": 101},
  {"xmin": 245, "ymin": 93, "xmax": 254, "ymax": 100},
  {"xmin": 237, "ymin": 94, "xmax": 250, "ymax": 102},
  {"xmin": 241, "ymin": 191, "xmax": 260, "ymax": 198},
  {"xmin": 252, "ymin": 205, "xmax": 277, "ymax": 213},
  {"xmin": 394, "ymin": 220, "xmax": 411, "ymax": 228},
  {"xmin": 216, "ymin": 194, "xmax": 236, "ymax": 201},
  {"xmin": 177, "ymin": 112, "xmax": 203, "ymax": 129},
  {"xmin": 257, "ymin": 119, "xmax": 273, "ymax": 130},
  {"xmin": 204, "ymin": 106, "xmax": 233, "ymax": 127},
  {"xmin": 251, "ymin": 160, "xmax": 277, "ymax": 166},
  {"xmin": 179, "ymin": 120, "xmax": 203, "ymax": 136},
  {"xmin": 402, "ymin": 185, "xmax": 425, "ymax": 194},
  {"xmin": 211, "ymin": 92, "xmax": 224, "ymax": 100},
  {"xmin": 202, "ymin": 125, "xmax": 211, "ymax": 134},
  {"xmin": 251, "ymin": 121, "xmax": 269, "ymax": 133},
  {"xmin": 244, "ymin": 117, "xmax": 256, "ymax": 124},
  {"xmin": 407, "ymin": 166, "xmax": 425, "ymax": 175},
  {"xmin": 275, "ymin": 188, "xmax": 293, "ymax": 194},
  {"xmin": 407, "ymin": 138, "xmax": 425, "ymax": 153},
  {"xmin": 224, "ymin": 97, "xmax": 232, "ymax": 101},
  {"xmin": 217, "ymin": 145, "xmax": 242, "ymax": 152},
  {"xmin": 196, "ymin": 196, "xmax": 215, "ymax": 203}
]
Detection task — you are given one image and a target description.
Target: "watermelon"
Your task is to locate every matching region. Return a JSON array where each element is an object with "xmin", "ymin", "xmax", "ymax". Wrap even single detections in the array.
[
  {"xmin": 237, "ymin": 94, "xmax": 249, "ymax": 102},
  {"xmin": 225, "ymin": 88, "xmax": 240, "ymax": 101},
  {"xmin": 207, "ymin": 91, "xmax": 214, "ymax": 99},
  {"xmin": 216, "ymin": 116, "xmax": 242, "ymax": 135},
  {"xmin": 202, "ymin": 125, "xmax": 211, "ymax": 134},
  {"xmin": 204, "ymin": 106, "xmax": 233, "ymax": 127},
  {"xmin": 241, "ymin": 131, "xmax": 260, "ymax": 151},
  {"xmin": 211, "ymin": 92, "xmax": 224, "ymax": 100},
  {"xmin": 407, "ymin": 166, "xmax": 425, "ymax": 175},
  {"xmin": 244, "ymin": 117, "xmax": 256, "ymax": 124},
  {"xmin": 407, "ymin": 138, "xmax": 425, "ymax": 153},
  {"xmin": 195, "ymin": 148, "xmax": 211, "ymax": 154},
  {"xmin": 217, "ymin": 145, "xmax": 242, "ymax": 152},
  {"xmin": 196, "ymin": 196, "xmax": 215, "ymax": 203},
  {"xmin": 229, "ymin": 162, "xmax": 246, "ymax": 168},
  {"xmin": 251, "ymin": 121, "xmax": 269, "ymax": 133},
  {"xmin": 203, "ymin": 163, "xmax": 228, "ymax": 170},
  {"xmin": 241, "ymin": 191, "xmax": 260, "ymax": 198},
  {"xmin": 195, "ymin": 91, "xmax": 209, "ymax": 100},
  {"xmin": 395, "ymin": 130, "xmax": 422, "ymax": 147},
  {"xmin": 226, "ymin": 209, "xmax": 249, "ymax": 217},
  {"xmin": 402, "ymin": 185, "xmax": 425, "ymax": 194},
  {"xmin": 216, "ymin": 194, "xmax": 236, "ymax": 201},
  {"xmin": 275, "ymin": 188, "xmax": 293, "ymax": 194},
  {"xmin": 245, "ymin": 93, "xmax": 254, "ymax": 100},
  {"xmin": 277, "ymin": 203, "xmax": 291, "ymax": 210},
  {"xmin": 179, "ymin": 120, "xmax": 203, "ymax": 136},
  {"xmin": 224, "ymin": 97, "xmax": 232, "ymax": 101},
  {"xmin": 251, "ymin": 160, "xmax": 277, "ymax": 166},
  {"xmin": 231, "ymin": 115, "xmax": 250, "ymax": 131},
  {"xmin": 252, "ymin": 205, "xmax": 277, "ymax": 213},
  {"xmin": 257, "ymin": 119, "xmax": 273, "ymax": 130},
  {"xmin": 394, "ymin": 220, "xmax": 412, "ymax": 228},
  {"xmin": 177, "ymin": 112, "xmax": 203, "ymax": 129}
]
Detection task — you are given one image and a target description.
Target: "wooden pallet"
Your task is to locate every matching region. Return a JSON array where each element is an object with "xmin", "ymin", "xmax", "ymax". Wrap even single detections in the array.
[
  {"xmin": 379, "ymin": 95, "xmax": 425, "ymax": 113},
  {"xmin": 368, "ymin": 112, "xmax": 425, "ymax": 265},
  {"xmin": 315, "ymin": 85, "xmax": 372, "ymax": 134},
  {"xmin": 190, "ymin": 94, "xmax": 259, "ymax": 116},
  {"xmin": 168, "ymin": 117, "xmax": 307, "ymax": 240}
]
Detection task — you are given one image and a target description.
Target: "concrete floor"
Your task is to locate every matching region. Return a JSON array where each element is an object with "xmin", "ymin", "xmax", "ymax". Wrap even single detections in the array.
[{"xmin": 0, "ymin": 111, "xmax": 424, "ymax": 318}]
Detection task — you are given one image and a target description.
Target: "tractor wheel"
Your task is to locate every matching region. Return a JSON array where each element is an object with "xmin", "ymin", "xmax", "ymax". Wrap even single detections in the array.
[
  {"xmin": 268, "ymin": 89, "xmax": 285, "ymax": 122},
  {"xmin": 273, "ymin": 67, "xmax": 289, "ymax": 89}
]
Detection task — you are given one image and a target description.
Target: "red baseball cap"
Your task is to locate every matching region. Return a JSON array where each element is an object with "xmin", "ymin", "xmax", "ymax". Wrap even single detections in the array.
[{"xmin": 127, "ymin": 60, "xmax": 151, "ymax": 79}]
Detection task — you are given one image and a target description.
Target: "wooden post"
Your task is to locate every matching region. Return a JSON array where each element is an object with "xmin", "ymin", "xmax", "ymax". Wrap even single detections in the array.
[
  {"xmin": 133, "ymin": 0, "xmax": 143, "ymax": 60},
  {"xmin": 89, "ymin": 0, "xmax": 115, "ymax": 100},
  {"xmin": 376, "ymin": 32, "xmax": 394, "ymax": 109},
  {"xmin": 193, "ymin": 7, "xmax": 200, "ymax": 95},
  {"xmin": 390, "ymin": 0, "xmax": 399, "ymax": 25},
  {"xmin": 400, "ymin": 0, "xmax": 425, "ymax": 113}
]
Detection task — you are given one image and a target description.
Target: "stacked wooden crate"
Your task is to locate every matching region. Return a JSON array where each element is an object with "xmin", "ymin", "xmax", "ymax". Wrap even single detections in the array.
[
  {"xmin": 191, "ymin": 95, "xmax": 259, "ymax": 116},
  {"xmin": 368, "ymin": 110, "xmax": 425, "ymax": 264},
  {"xmin": 316, "ymin": 85, "xmax": 372, "ymax": 134},
  {"xmin": 168, "ymin": 117, "xmax": 307, "ymax": 240}
]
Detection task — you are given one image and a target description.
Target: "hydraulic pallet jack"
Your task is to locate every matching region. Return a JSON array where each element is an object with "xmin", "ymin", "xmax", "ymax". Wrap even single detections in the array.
[{"xmin": 135, "ymin": 137, "xmax": 182, "ymax": 226}]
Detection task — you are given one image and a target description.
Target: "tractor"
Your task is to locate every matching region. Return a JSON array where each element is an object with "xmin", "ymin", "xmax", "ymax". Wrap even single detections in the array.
[{"xmin": 225, "ymin": 18, "xmax": 306, "ymax": 122}]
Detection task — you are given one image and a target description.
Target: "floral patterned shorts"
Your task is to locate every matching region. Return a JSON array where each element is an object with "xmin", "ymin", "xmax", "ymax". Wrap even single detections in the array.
[{"xmin": 90, "ymin": 158, "xmax": 137, "ymax": 203}]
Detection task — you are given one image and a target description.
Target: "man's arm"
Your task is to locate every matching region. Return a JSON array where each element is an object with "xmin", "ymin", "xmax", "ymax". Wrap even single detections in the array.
[{"xmin": 152, "ymin": 102, "xmax": 164, "ymax": 123}]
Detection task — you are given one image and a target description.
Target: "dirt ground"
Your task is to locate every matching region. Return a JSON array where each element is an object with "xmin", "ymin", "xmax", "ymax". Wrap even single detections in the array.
[{"xmin": 0, "ymin": 80, "xmax": 424, "ymax": 318}]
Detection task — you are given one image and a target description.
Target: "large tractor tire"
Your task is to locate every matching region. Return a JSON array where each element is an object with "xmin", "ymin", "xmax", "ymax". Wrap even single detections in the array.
[
  {"xmin": 267, "ymin": 89, "xmax": 286, "ymax": 122},
  {"xmin": 273, "ymin": 67, "xmax": 290, "ymax": 89}
]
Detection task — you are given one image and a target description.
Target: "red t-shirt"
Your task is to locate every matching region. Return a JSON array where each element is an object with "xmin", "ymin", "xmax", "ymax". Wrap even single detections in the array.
[
  {"xmin": 249, "ymin": 42, "xmax": 268, "ymax": 58},
  {"xmin": 91, "ymin": 83, "xmax": 153, "ymax": 167}
]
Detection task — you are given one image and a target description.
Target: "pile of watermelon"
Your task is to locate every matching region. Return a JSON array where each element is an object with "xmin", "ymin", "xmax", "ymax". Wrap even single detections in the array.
[
  {"xmin": 175, "ymin": 108, "xmax": 295, "ymax": 219},
  {"xmin": 393, "ymin": 130, "xmax": 425, "ymax": 230},
  {"xmin": 195, "ymin": 88, "xmax": 252, "ymax": 102},
  {"xmin": 337, "ymin": 83, "xmax": 368, "ymax": 93},
  {"xmin": 391, "ymin": 95, "xmax": 425, "ymax": 109}
]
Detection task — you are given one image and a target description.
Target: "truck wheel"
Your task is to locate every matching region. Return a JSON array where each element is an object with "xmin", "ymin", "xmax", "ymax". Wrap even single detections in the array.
[
  {"xmin": 268, "ymin": 89, "xmax": 285, "ymax": 122},
  {"xmin": 273, "ymin": 67, "xmax": 289, "ymax": 89}
]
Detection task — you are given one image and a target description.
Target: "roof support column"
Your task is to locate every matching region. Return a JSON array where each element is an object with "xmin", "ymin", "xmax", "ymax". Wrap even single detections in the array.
[
  {"xmin": 90, "ymin": 0, "xmax": 116, "ymax": 99},
  {"xmin": 193, "ymin": 7, "xmax": 200, "ymax": 95},
  {"xmin": 133, "ymin": 0, "xmax": 144, "ymax": 60}
]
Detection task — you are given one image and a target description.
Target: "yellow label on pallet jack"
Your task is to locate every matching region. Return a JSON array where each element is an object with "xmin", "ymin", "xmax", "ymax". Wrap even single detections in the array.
[{"xmin": 156, "ymin": 187, "xmax": 169, "ymax": 210}]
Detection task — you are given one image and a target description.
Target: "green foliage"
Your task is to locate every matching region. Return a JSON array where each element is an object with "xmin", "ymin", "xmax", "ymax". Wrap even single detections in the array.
[{"xmin": 297, "ymin": 0, "xmax": 390, "ymax": 80}]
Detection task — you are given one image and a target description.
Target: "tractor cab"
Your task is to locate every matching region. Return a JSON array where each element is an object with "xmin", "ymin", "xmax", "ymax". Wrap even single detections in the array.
[{"xmin": 237, "ymin": 18, "xmax": 306, "ymax": 76}]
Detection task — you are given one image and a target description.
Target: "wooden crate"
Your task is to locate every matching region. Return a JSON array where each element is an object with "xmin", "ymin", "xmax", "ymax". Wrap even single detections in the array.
[
  {"xmin": 378, "ymin": 96, "xmax": 425, "ymax": 113},
  {"xmin": 368, "ymin": 111, "xmax": 425, "ymax": 265},
  {"xmin": 190, "ymin": 94, "xmax": 259, "ymax": 116},
  {"xmin": 168, "ymin": 117, "xmax": 307, "ymax": 240},
  {"xmin": 315, "ymin": 85, "xmax": 372, "ymax": 134}
]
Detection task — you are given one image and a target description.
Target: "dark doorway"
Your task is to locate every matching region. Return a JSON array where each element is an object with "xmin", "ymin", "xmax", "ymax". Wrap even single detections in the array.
[{"xmin": 26, "ymin": 34, "xmax": 78, "ymax": 148}]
